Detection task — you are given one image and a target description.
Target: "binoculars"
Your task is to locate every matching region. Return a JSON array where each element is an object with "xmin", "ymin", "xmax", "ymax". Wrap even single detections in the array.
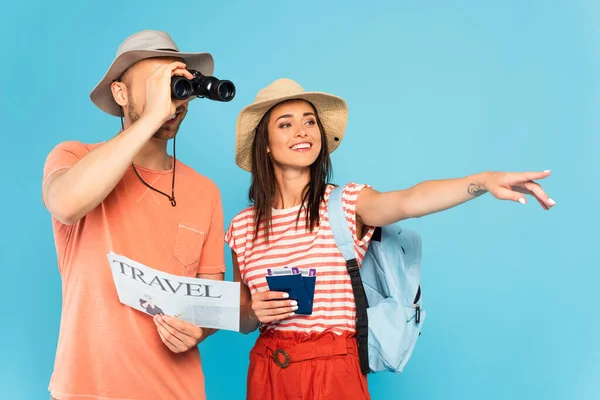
[{"xmin": 171, "ymin": 70, "xmax": 236, "ymax": 102}]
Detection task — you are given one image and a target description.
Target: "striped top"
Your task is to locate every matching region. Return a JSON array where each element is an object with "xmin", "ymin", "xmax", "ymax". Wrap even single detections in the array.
[{"xmin": 225, "ymin": 183, "xmax": 375, "ymax": 335}]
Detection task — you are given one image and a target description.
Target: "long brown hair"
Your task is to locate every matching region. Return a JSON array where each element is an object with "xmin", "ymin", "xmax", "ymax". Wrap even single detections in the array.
[{"xmin": 249, "ymin": 100, "xmax": 332, "ymax": 243}]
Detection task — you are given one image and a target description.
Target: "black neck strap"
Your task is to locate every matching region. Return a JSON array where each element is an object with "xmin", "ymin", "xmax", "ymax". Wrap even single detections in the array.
[{"xmin": 120, "ymin": 116, "xmax": 177, "ymax": 207}]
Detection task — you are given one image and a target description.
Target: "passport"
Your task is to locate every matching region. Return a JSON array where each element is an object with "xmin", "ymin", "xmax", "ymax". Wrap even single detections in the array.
[{"xmin": 266, "ymin": 268, "xmax": 317, "ymax": 315}]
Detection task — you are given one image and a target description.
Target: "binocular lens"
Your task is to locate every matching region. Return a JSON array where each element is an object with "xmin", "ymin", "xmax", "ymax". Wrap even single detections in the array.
[
  {"xmin": 171, "ymin": 77, "xmax": 194, "ymax": 100},
  {"xmin": 216, "ymin": 81, "xmax": 235, "ymax": 102}
]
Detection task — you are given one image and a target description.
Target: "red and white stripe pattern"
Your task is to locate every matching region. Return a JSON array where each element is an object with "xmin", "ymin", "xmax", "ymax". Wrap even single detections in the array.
[{"xmin": 225, "ymin": 183, "xmax": 375, "ymax": 335}]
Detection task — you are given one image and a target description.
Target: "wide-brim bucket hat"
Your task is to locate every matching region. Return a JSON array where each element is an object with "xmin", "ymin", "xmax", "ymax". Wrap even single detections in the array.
[{"xmin": 90, "ymin": 30, "xmax": 214, "ymax": 116}]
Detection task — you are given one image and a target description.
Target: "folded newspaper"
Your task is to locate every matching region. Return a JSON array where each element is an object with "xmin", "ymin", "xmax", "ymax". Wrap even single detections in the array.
[{"xmin": 107, "ymin": 252, "xmax": 240, "ymax": 332}]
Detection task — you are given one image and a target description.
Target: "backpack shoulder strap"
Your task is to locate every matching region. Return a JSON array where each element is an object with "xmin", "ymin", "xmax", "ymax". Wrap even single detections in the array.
[
  {"xmin": 327, "ymin": 184, "xmax": 371, "ymax": 375},
  {"xmin": 327, "ymin": 185, "xmax": 356, "ymax": 261}
]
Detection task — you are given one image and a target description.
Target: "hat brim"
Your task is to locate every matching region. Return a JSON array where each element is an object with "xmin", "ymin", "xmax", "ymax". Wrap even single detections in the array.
[
  {"xmin": 235, "ymin": 92, "xmax": 348, "ymax": 172},
  {"xmin": 90, "ymin": 49, "xmax": 214, "ymax": 116}
]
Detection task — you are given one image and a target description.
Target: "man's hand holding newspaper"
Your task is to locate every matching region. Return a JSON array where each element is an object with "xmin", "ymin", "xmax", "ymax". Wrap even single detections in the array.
[
  {"xmin": 154, "ymin": 313, "xmax": 211, "ymax": 353},
  {"xmin": 107, "ymin": 252, "xmax": 241, "ymax": 342}
]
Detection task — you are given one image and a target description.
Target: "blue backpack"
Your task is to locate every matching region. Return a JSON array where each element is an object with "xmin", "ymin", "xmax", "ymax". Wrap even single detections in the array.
[{"xmin": 327, "ymin": 185, "xmax": 425, "ymax": 374}]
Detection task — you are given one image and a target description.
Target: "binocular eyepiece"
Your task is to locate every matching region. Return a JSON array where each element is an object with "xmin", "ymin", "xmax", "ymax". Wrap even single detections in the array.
[{"xmin": 171, "ymin": 70, "xmax": 236, "ymax": 102}]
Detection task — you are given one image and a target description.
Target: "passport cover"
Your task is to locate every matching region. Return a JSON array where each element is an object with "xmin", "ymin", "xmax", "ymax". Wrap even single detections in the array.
[{"xmin": 266, "ymin": 273, "xmax": 315, "ymax": 315}]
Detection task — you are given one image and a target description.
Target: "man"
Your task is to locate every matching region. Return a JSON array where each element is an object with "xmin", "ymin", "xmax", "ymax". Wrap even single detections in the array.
[{"xmin": 42, "ymin": 30, "xmax": 226, "ymax": 400}]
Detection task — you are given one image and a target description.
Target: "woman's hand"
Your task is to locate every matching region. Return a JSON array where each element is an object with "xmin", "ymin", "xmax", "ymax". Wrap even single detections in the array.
[
  {"xmin": 482, "ymin": 170, "xmax": 555, "ymax": 210},
  {"xmin": 250, "ymin": 291, "xmax": 298, "ymax": 324}
]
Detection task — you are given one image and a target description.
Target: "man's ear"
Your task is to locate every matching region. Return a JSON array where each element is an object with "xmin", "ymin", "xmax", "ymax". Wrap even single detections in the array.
[{"xmin": 111, "ymin": 81, "xmax": 129, "ymax": 108}]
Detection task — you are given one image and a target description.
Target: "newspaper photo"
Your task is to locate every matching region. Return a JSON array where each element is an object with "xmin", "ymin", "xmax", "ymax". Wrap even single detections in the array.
[{"xmin": 107, "ymin": 252, "xmax": 240, "ymax": 332}]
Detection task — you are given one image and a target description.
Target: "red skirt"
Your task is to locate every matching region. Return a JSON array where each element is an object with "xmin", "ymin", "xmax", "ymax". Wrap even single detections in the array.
[{"xmin": 246, "ymin": 330, "xmax": 371, "ymax": 400}]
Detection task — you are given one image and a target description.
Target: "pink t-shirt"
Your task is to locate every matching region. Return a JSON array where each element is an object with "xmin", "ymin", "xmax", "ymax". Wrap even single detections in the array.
[{"xmin": 43, "ymin": 141, "xmax": 225, "ymax": 400}]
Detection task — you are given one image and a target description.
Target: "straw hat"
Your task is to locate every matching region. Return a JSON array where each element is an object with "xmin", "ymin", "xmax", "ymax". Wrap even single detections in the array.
[
  {"xmin": 90, "ymin": 30, "xmax": 214, "ymax": 116},
  {"xmin": 235, "ymin": 78, "xmax": 348, "ymax": 172}
]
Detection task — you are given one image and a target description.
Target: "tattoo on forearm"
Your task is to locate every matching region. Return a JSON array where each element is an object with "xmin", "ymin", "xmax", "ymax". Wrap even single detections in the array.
[{"xmin": 467, "ymin": 183, "xmax": 487, "ymax": 197}]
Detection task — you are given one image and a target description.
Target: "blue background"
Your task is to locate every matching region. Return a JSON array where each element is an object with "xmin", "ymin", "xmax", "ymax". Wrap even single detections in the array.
[{"xmin": 1, "ymin": 0, "xmax": 597, "ymax": 399}]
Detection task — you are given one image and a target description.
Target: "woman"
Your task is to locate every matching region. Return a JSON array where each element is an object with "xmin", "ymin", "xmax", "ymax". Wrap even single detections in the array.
[{"xmin": 225, "ymin": 78, "xmax": 554, "ymax": 400}]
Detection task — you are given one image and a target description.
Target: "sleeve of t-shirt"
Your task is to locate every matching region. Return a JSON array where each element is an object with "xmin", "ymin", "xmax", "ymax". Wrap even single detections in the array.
[
  {"xmin": 42, "ymin": 141, "xmax": 90, "ymax": 206},
  {"xmin": 224, "ymin": 221, "xmax": 235, "ymax": 253},
  {"xmin": 341, "ymin": 182, "xmax": 376, "ymax": 254},
  {"xmin": 198, "ymin": 188, "xmax": 226, "ymax": 275},
  {"xmin": 42, "ymin": 141, "xmax": 89, "ymax": 189},
  {"xmin": 224, "ymin": 212, "xmax": 247, "ymax": 274}
]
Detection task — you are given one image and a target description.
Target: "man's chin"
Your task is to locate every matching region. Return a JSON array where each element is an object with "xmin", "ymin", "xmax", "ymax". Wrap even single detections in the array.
[{"xmin": 153, "ymin": 126, "xmax": 180, "ymax": 140}]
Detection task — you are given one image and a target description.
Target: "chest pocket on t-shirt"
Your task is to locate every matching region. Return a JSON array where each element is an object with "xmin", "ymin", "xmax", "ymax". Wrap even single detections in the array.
[{"xmin": 173, "ymin": 223, "xmax": 205, "ymax": 275}]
